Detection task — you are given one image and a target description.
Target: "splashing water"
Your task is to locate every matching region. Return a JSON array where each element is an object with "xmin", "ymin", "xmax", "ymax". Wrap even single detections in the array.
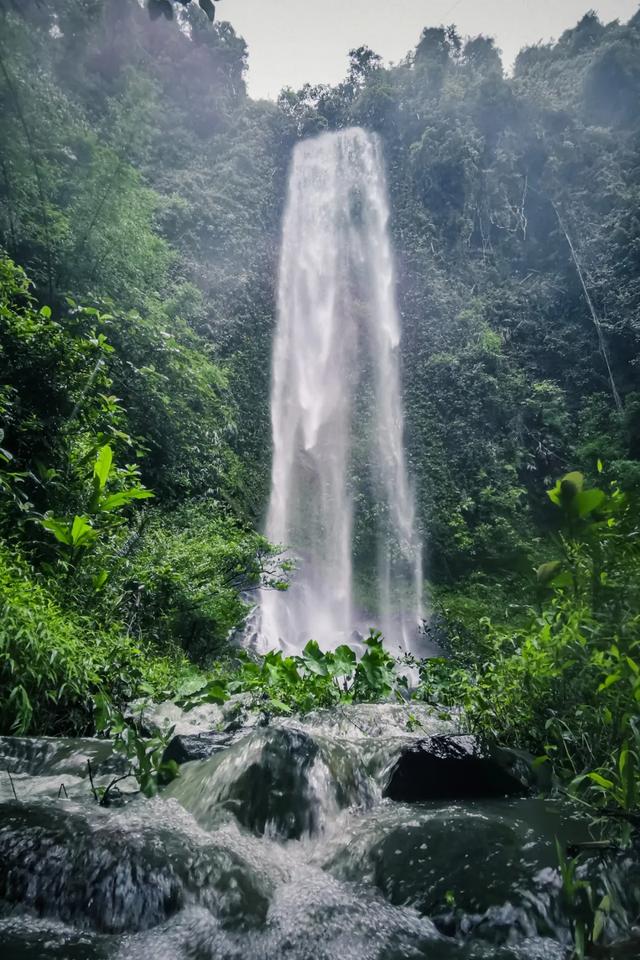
[{"xmin": 258, "ymin": 128, "xmax": 423, "ymax": 655}]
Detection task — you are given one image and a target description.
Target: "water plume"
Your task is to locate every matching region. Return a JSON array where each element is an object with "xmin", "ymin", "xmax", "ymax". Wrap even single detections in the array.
[{"xmin": 259, "ymin": 128, "xmax": 423, "ymax": 655}]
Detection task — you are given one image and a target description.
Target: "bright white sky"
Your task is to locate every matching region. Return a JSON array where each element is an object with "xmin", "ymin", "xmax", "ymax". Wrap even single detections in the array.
[{"xmin": 221, "ymin": 0, "xmax": 639, "ymax": 100}]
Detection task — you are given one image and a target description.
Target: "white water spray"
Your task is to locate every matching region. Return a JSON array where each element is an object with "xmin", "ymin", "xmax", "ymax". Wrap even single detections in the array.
[{"xmin": 259, "ymin": 128, "xmax": 423, "ymax": 655}]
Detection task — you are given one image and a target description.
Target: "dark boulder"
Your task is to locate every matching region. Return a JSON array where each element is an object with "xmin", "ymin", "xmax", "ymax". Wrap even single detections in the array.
[
  {"xmin": 383, "ymin": 735, "xmax": 529, "ymax": 801},
  {"xmin": 0, "ymin": 916, "xmax": 107, "ymax": 959},
  {"xmin": 361, "ymin": 804, "xmax": 565, "ymax": 943},
  {"xmin": 167, "ymin": 727, "xmax": 324, "ymax": 839},
  {"xmin": 207, "ymin": 727, "xmax": 320, "ymax": 839},
  {"xmin": 0, "ymin": 800, "xmax": 270, "ymax": 934},
  {"xmin": 162, "ymin": 732, "xmax": 235, "ymax": 766}
]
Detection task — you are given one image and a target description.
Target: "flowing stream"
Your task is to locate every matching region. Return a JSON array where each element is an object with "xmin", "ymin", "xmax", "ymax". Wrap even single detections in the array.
[
  {"xmin": 4, "ymin": 703, "xmax": 634, "ymax": 960},
  {"xmin": 259, "ymin": 128, "xmax": 423, "ymax": 656},
  {"xmin": 3, "ymin": 134, "xmax": 638, "ymax": 960}
]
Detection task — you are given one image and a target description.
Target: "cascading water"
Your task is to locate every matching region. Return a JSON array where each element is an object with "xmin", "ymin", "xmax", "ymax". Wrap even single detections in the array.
[{"xmin": 259, "ymin": 128, "xmax": 423, "ymax": 655}]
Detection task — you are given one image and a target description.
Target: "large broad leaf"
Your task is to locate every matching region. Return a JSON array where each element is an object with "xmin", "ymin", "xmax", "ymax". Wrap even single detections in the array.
[
  {"xmin": 357, "ymin": 649, "xmax": 394, "ymax": 697},
  {"xmin": 100, "ymin": 488, "xmax": 154, "ymax": 511},
  {"xmin": 198, "ymin": 683, "xmax": 227, "ymax": 705},
  {"xmin": 94, "ymin": 444, "xmax": 113, "ymax": 491},
  {"xmin": 547, "ymin": 471, "xmax": 584, "ymax": 507},
  {"xmin": 332, "ymin": 644, "xmax": 356, "ymax": 677},
  {"xmin": 561, "ymin": 471, "xmax": 584, "ymax": 495},
  {"xmin": 302, "ymin": 639, "xmax": 329, "ymax": 676},
  {"xmin": 70, "ymin": 515, "xmax": 97, "ymax": 547},
  {"xmin": 574, "ymin": 487, "xmax": 605, "ymax": 518},
  {"xmin": 41, "ymin": 517, "xmax": 72, "ymax": 545},
  {"xmin": 536, "ymin": 560, "xmax": 563, "ymax": 585}
]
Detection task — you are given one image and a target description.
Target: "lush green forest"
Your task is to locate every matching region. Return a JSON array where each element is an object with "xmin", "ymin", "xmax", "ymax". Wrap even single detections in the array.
[{"xmin": 1, "ymin": 5, "xmax": 640, "ymax": 948}]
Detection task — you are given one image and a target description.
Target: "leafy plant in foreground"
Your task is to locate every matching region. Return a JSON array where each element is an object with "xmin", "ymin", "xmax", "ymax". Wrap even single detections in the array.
[
  {"xmin": 93, "ymin": 693, "xmax": 179, "ymax": 802},
  {"xmin": 178, "ymin": 630, "xmax": 406, "ymax": 716},
  {"xmin": 0, "ymin": 544, "xmax": 187, "ymax": 736},
  {"xmin": 40, "ymin": 441, "xmax": 153, "ymax": 577}
]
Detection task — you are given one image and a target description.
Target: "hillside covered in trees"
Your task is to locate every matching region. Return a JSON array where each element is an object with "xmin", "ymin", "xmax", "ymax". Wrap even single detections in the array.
[{"xmin": 1, "ymin": 4, "xmax": 640, "ymax": 955}]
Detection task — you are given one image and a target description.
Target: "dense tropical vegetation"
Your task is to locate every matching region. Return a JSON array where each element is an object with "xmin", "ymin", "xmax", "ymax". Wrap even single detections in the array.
[{"xmin": 2, "ymin": 6, "xmax": 640, "ymax": 946}]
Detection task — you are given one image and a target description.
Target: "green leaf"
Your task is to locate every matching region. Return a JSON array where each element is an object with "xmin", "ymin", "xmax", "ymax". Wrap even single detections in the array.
[
  {"xmin": 536, "ymin": 560, "xmax": 563, "ymax": 585},
  {"xmin": 93, "ymin": 692, "xmax": 114, "ymax": 733},
  {"xmin": 41, "ymin": 517, "xmax": 72, "ymax": 545},
  {"xmin": 597, "ymin": 673, "xmax": 621, "ymax": 692},
  {"xmin": 94, "ymin": 444, "xmax": 113, "ymax": 491},
  {"xmin": 70, "ymin": 515, "xmax": 97, "ymax": 547},
  {"xmin": 100, "ymin": 488, "xmax": 154, "ymax": 511},
  {"xmin": 626, "ymin": 657, "xmax": 639, "ymax": 676},
  {"xmin": 532, "ymin": 754, "xmax": 549, "ymax": 769},
  {"xmin": 267, "ymin": 698, "xmax": 292, "ymax": 714},
  {"xmin": 550, "ymin": 570, "xmax": 573, "ymax": 588},
  {"xmin": 93, "ymin": 570, "xmax": 109, "ymax": 590},
  {"xmin": 619, "ymin": 744, "xmax": 635, "ymax": 810},
  {"xmin": 302, "ymin": 639, "xmax": 329, "ymax": 676},
  {"xmin": 332, "ymin": 644, "xmax": 357, "ymax": 676},
  {"xmin": 39, "ymin": 305, "xmax": 51, "ymax": 318},
  {"xmin": 199, "ymin": 684, "xmax": 227, "ymax": 704},
  {"xmin": 597, "ymin": 458, "xmax": 604, "ymax": 474},
  {"xmin": 548, "ymin": 471, "xmax": 584, "ymax": 508},
  {"xmin": 574, "ymin": 488, "xmax": 605, "ymax": 518},
  {"xmin": 547, "ymin": 479, "xmax": 562, "ymax": 506},
  {"xmin": 585, "ymin": 772, "xmax": 615, "ymax": 790},
  {"xmin": 561, "ymin": 471, "xmax": 584, "ymax": 496}
]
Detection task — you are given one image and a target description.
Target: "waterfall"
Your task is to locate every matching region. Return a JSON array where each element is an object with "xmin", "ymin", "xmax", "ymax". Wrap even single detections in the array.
[{"xmin": 258, "ymin": 128, "xmax": 423, "ymax": 655}]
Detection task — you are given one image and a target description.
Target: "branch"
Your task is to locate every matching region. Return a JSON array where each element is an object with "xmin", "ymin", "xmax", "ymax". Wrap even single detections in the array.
[{"xmin": 551, "ymin": 201, "xmax": 623, "ymax": 414}]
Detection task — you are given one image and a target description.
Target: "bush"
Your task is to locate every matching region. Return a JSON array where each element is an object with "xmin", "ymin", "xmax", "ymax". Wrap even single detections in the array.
[
  {"xmin": 117, "ymin": 501, "xmax": 281, "ymax": 663},
  {"xmin": 421, "ymin": 466, "xmax": 640, "ymax": 786},
  {"xmin": 0, "ymin": 546, "xmax": 185, "ymax": 735}
]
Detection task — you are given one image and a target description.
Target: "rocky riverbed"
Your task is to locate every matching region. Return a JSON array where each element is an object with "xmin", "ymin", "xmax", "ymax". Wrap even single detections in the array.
[{"xmin": 1, "ymin": 702, "xmax": 637, "ymax": 959}]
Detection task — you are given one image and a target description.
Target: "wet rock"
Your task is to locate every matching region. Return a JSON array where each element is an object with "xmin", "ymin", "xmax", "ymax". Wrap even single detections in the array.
[
  {"xmin": 0, "ymin": 799, "xmax": 270, "ymax": 934},
  {"xmin": 327, "ymin": 799, "xmax": 582, "ymax": 947},
  {"xmin": 168, "ymin": 727, "xmax": 331, "ymax": 839},
  {"xmin": 126, "ymin": 692, "xmax": 261, "ymax": 740},
  {"xmin": 372, "ymin": 811, "xmax": 547, "ymax": 921},
  {"xmin": 0, "ymin": 916, "xmax": 107, "ymax": 959},
  {"xmin": 290, "ymin": 702, "xmax": 457, "ymax": 742},
  {"xmin": 162, "ymin": 731, "xmax": 235, "ymax": 765},
  {"xmin": 220, "ymin": 691, "xmax": 257, "ymax": 732},
  {"xmin": 125, "ymin": 699, "xmax": 225, "ymax": 737},
  {"xmin": 0, "ymin": 737, "xmax": 124, "ymax": 778},
  {"xmin": 383, "ymin": 735, "xmax": 529, "ymax": 801},
  {"xmin": 0, "ymin": 737, "xmax": 133, "ymax": 803}
]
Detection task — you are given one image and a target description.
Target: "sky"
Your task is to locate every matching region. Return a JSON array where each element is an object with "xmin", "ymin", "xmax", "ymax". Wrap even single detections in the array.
[{"xmin": 220, "ymin": 0, "xmax": 640, "ymax": 100}]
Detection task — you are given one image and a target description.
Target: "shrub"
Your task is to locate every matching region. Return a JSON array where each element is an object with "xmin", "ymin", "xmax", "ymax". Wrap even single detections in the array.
[
  {"xmin": 0, "ymin": 546, "xmax": 185, "ymax": 735},
  {"xmin": 118, "ymin": 501, "xmax": 281, "ymax": 663}
]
